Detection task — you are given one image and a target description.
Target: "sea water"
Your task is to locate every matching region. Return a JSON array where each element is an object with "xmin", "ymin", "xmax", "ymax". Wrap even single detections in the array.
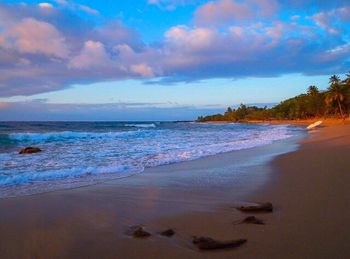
[{"xmin": 0, "ymin": 121, "xmax": 303, "ymax": 197}]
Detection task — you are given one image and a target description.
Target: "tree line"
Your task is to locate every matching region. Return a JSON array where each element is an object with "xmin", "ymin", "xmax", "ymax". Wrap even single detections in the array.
[{"xmin": 197, "ymin": 73, "xmax": 350, "ymax": 122}]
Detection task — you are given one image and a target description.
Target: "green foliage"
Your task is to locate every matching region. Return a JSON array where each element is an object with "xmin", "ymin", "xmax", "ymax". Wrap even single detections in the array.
[{"xmin": 197, "ymin": 74, "xmax": 350, "ymax": 122}]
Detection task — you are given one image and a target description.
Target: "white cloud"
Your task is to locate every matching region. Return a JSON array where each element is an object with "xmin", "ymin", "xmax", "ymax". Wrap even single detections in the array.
[
  {"xmin": 147, "ymin": 0, "xmax": 193, "ymax": 10},
  {"xmin": 38, "ymin": 3, "xmax": 53, "ymax": 8},
  {"xmin": 54, "ymin": 0, "xmax": 99, "ymax": 15}
]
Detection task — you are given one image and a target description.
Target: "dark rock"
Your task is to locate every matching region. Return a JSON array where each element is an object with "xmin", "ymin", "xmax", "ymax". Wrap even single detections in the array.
[
  {"xmin": 192, "ymin": 236, "xmax": 247, "ymax": 250},
  {"xmin": 19, "ymin": 147, "xmax": 42, "ymax": 154},
  {"xmin": 126, "ymin": 225, "xmax": 151, "ymax": 238},
  {"xmin": 236, "ymin": 202, "xmax": 273, "ymax": 213},
  {"xmin": 160, "ymin": 228, "xmax": 175, "ymax": 237},
  {"xmin": 240, "ymin": 216, "xmax": 265, "ymax": 225}
]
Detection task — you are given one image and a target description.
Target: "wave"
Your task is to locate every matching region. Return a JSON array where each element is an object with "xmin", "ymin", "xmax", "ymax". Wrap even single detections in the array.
[
  {"xmin": 8, "ymin": 130, "xmax": 153, "ymax": 144},
  {"xmin": 124, "ymin": 123, "xmax": 156, "ymax": 128}
]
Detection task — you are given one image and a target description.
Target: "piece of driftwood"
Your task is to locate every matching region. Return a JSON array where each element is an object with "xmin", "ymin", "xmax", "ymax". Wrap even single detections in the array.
[
  {"xmin": 192, "ymin": 236, "xmax": 247, "ymax": 250},
  {"xmin": 236, "ymin": 202, "xmax": 273, "ymax": 213}
]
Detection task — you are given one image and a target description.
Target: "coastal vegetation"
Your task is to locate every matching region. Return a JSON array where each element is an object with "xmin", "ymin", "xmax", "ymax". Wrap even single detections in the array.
[{"xmin": 197, "ymin": 74, "xmax": 350, "ymax": 122}]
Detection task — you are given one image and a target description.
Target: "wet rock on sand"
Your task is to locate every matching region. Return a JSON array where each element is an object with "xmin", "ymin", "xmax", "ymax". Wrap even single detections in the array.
[
  {"xmin": 126, "ymin": 225, "xmax": 151, "ymax": 238},
  {"xmin": 19, "ymin": 147, "xmax": 42, "ymax": 154},
  {"xmin": 240, "ymin": 216, "xmax": 265, "ymax": 225},
  {"xmin": 192, "ymin": 236, "xmax": 247, "ymax": 250},
  {"xmin": 160, "ymin": 228, "xmax": 175, "ymax": 237},
  {"xmin": 236, "ymin": 202, "xmax": 273, "ymax": 213}
]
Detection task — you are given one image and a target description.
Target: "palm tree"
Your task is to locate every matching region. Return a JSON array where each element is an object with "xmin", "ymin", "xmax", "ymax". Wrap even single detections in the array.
[
  {"xmin": 329, "ymin": 75, "xmax": 340, "ymax": 85},
  {"xmin": 344, "ymin": 72, "xmax": 350, "ymax": 85},
  {"xmin": 307, "ymin": 85, "xmax": 319, "ymax": 96},
  {"xmin": 326, "ymin": 83, "xmax": 346, "ymax": 118}
]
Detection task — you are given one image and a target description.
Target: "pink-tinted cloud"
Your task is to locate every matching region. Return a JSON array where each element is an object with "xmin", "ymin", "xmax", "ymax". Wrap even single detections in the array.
[
  {"xmin": 69, "ymin": 41, "xmax": 110, "ymax": 69},
  {"xmin": 195, "ymin": 0, "xmax": 279, "ymax": 25},
  {"xmin": 0, "ymin": 102, "xmax": 9, "ymax": 109},
  {"xmin": 195, "ymin": 0, "xmax": 253, "ymax": 25},
  {"xmin": 165, "ymin": 26, "xmax": 216, "ymax": 52},
  {"xmin": 312, "ymin": 6, "xmax": 350, "ymax": 35},
  {"xmin": 130, "ymin": 64, "xmax": 155, "ymax": 77},
  {"xmin": 4, "ymin": 18, "xmax": 69, "ymax": 58}
]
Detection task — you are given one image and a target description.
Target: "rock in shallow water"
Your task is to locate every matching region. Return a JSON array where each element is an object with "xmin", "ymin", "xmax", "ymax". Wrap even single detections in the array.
[
  {"xmin": 19, "ymin": 147, "xmax": 42, "ymax": 154},
  {"xmin": 126, "ymin": 225, "xmax": 151, "ymax": 238},
  {"xmin": 160, "ymin": 228, "xmax": 175, "ymax": 237},
  {"xmin": 240, "ymin": 216, "xmax": 265, "ymax": 225},
  {"xmin": 236, "ymin": 202, "xmax": 273, "ymax": 213},
  {"xmin": 192, "ymin": 236, "xmax": 247, "ymax": 250}
]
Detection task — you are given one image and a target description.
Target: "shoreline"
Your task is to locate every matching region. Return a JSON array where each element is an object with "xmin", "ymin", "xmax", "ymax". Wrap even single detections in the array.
[
  {"xmin": 154, "ymin": 123, "xmax": 350, "ymax": 258},
  {"xmin": 0, "ymin": 124, "xmax": 349, "ymax": 258},
  {"xmin": 203, "ymin": 117, "xmax": 349, "ymax": 126}
]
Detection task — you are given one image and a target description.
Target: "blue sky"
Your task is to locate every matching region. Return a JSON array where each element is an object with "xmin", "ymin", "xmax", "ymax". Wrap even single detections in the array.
[{"xmin": 0, "ymin": 0, "xmax": 349, "ymax": 120}]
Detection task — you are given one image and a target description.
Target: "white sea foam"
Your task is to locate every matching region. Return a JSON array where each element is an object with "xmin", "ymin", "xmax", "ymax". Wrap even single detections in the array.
[{"xmin": 124, "ymin": 123, "xmax": 156, "ymax": 128}]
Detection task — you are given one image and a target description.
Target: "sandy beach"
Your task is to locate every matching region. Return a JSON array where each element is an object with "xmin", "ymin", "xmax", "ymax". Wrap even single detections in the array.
[{"xmin": 0, "ymin": 123, "xmax": 349, "ymax": 259}]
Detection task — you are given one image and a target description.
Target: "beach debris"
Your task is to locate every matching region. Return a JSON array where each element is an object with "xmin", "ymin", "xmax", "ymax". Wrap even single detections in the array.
[
  {"xmin": 307, "ymin": 120, "xmax": 323, "ymax": 130},
  {"xmin": 236, "ymin": 202, "xmax": 273, "ymax": 213},
  {"xmin": 239, "ymin": 216, "xmax": 265, "ymax": 225},
  {"xmin": 19, "ymin": 147, "xmax": 42, "ymax": 154},
  {"xmin": 160, "ymin": 228, "xmax": 175, "ymax": 237},
  {"xmin": 126, "ymin": 225, "xmax": 151, "ymax": 238},
  {"xmin": 192, "ymin": 236, "xmax": 247, "ymax": 250}
]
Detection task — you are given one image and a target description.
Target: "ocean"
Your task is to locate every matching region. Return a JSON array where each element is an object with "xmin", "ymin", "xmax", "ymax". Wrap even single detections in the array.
[{"xmin": 0, "ymin": 121, "xmax": 303, "ymax": 198}]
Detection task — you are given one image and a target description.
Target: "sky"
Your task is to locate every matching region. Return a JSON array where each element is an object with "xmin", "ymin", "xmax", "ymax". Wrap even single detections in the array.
[{"xmin": 0, "ymin": 0, "xmax": 349, "ymax": 120}]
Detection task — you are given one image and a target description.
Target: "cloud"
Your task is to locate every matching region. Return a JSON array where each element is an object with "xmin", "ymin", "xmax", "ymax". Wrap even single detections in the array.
[
  {"xmin": 0, "ymin": 3, "xmax": 146, "ymax": 96},
  {"xmin": 157, "ymin": 17, "xmax": 350, "ymax": 82},
  {"xmin": 130, "ymin": 64, "xmax": 154, "ymax": 77},
  {"xmin": 195, "ymin": 0, "xmax": 279, "ymax": 26},
  {"xmin": 38, "ymin": 3, "xmax": 54, "ymax": 9},
  {"xmin": 165, "ymin": 25, "xmax": 216, "ymax": 51},
  {"xmin": 0, "ymin": 102, "xmax": 9, "ymax": 109},
  {"xmin": 312, "ymin": 6, "xmax": 350, "ymax": 35},
  {"xmin": 4, "ymin": 18, "xmax": 69, "ymax": 58},
  {"xmin": 54, "ymin": 0, "xmax": 99, "ymax": 15},
  {"xmin": 69, "ymin": 41, "xmax": 111, "ymax": 69},
  {"xmin": 147, "ymin": 0, "xmax": 195, "ymax": 10},
  {"xmin": 77, "ymin": 4, "xmax": 99, "ymax": 15},
  {"xmin": 195, "ymin": 0, "xmax": 253, "ymax": 25},
  {"xmin": 0, "ymin": 1, "xmax": 350, "ymax": 97}
]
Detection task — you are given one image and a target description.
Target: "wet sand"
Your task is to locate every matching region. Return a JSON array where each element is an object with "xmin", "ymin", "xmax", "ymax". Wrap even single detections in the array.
[{"xmin": 0, "ymin": 124, "xmax": 350, "ymax": 258}]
